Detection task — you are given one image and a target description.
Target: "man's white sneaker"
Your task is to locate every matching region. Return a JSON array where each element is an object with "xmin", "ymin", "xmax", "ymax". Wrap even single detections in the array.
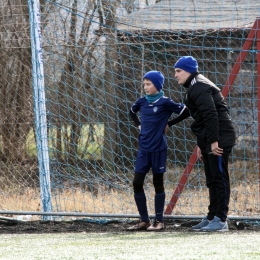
[
  {"xmin": 192, "ymin": 217, "xmax": 211, "ymax": 231},
  {"xmin": 201, "ymin": 216, "xmax": 228, "ymax": 232}
]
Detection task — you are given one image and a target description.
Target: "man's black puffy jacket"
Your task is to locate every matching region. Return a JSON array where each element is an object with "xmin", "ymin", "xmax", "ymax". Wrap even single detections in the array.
[{"xmin": 183, "ymin": 72, "xmax": 236, "ymax": 153}]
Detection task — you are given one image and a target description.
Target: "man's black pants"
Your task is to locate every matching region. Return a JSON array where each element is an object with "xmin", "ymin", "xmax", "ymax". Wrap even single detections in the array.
[{"xmin": 202, "ymin": 146, "xmax": 232, "ymax": 222}]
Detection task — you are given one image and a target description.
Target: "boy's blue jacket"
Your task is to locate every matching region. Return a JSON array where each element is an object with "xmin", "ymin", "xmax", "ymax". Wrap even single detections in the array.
[{"xmin": 130, "ymin": 96, "xmax": 185, "ymax": 152}]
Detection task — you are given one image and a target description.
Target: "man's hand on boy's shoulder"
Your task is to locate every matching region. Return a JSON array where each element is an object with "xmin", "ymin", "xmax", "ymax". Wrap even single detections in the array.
[{"xmin": 164, "ymin": 125, "xmax": 169, "ymax": 133}]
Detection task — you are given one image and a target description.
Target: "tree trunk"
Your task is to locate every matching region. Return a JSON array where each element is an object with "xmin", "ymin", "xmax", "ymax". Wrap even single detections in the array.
[
  {"xmin": 101, "ymin": 0, "xmax": 118, "ymax": 173},
  {"xmin": 0, "ymin": 0, "xmax": 33, "ymax": 164}
]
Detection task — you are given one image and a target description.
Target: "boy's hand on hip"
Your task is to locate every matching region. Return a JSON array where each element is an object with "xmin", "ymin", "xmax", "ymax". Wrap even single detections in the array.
[{"xmin": 211, "ymin": 141, "xmax": 223, "ymax": 156}]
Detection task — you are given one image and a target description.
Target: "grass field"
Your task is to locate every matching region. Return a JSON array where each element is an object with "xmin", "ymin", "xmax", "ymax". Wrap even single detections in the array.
[{"xmin": 1, "ymin": 231, "xmax": 260, "ymax": 260}]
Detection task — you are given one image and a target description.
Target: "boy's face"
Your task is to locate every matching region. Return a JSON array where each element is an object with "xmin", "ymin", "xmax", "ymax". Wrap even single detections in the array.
[
  {"xmin": 143, "ymin": 78, "xmax": 158, "ymax": 95},
  {"xmin": 174, "ymin": 68, "xmax": 191, "ymax": 85}
]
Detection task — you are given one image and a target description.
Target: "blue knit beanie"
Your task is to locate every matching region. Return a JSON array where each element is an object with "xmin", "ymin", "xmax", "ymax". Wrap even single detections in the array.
[
  {"xmin": 143, "ymin": 71, "xmax": 164, "ymax": 92},
  {"xmin": 174, "ymin": 56, "xmax": 198, "ymax": 74}
]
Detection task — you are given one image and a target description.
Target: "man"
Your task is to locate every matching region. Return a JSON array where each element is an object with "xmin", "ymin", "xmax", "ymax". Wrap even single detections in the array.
[{"xmin": 168, "ymin": 56, "xmax": 236, "ymax": 232}]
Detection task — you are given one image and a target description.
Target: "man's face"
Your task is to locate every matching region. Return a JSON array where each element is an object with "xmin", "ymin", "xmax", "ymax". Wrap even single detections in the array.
[
  {"xmin": 174, "ymin": 68, "xmax": 191, "ymax": 85},
  {"xmin": 143, "ymin": 78, "xmax": 158, "ymax": 95}
]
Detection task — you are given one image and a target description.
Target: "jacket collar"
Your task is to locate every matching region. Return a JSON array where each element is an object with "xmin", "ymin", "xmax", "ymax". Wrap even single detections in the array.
[{"xmin": 183, "ymin": 71, "xmax": 199, "ymax": 88}]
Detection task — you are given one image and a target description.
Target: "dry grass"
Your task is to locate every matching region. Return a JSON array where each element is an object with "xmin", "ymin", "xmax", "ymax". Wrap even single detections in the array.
[
  {"xmin": 1, "ymin": 182, "xmax": 259, "ymax": 218},
  {"xmin": 0, "ymin": 160, "xmax": 258, "ymax": 218}
]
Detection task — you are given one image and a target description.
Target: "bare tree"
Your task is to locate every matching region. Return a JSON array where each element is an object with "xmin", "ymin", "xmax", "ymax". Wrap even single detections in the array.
[
  {"xmin": 0, "ymin": 0, "xmax": 33, "ymax": 163},
  {"xmin": 98, "ymin": 0, "xmax": 120, "ymax": 172},
  {"xmin": 40, "ymin": 0, "xmax": 108, "ymax": 165},
  {"xmin": 0, "ymin": 0, "xmax": 144, "ymax": 167}
]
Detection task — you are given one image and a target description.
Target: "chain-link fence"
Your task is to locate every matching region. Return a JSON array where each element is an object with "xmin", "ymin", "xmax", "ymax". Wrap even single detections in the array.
[{"xmin": 0, "ymin": 0, "xmax": 259, "ymax": 220}]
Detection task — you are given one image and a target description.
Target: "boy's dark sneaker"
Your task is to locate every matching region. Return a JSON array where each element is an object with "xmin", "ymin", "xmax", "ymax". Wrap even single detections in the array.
[
  {"xmin": 147, "ymin": 220, "xmax": 164, "ymax": 231},
  {"xmin": 127, "ymin": 220, "xmax": 151, "ymax": 231}
]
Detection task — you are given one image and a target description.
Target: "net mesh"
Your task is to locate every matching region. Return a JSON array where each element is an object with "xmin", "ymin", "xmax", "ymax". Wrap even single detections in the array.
[{"xmin": 0, "ymin": 0, "xmax": 260, "ymax": 218}]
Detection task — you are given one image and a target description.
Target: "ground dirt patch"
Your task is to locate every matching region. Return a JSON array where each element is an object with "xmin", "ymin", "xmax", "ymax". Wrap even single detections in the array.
[{"xmin": 0, "ymin": 218, "xmax": 259, "ymax": 234}]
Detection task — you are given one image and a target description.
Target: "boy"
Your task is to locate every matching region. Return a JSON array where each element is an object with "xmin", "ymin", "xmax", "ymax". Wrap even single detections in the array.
[{"xmin": 127, "ymin": 70, "xmax": 188, "ymax": 231}]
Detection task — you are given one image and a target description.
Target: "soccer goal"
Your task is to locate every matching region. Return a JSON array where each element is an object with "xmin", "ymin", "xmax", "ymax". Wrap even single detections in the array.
[{"xmin": 1, "ymin": 0, "xmax": 260, "ymax": 220}]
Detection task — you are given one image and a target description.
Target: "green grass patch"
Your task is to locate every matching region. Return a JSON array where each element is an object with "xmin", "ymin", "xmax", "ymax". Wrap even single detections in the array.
[
  {"xmin": 1, "ymin": 232, "xmax": 260, "ymax": 259},
  {"xmin": 26, "ymin": 124, "xmax": 104, "ymax": 159}
]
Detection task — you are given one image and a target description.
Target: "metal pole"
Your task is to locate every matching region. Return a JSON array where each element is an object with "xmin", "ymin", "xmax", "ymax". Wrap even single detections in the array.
[
  {"xmin": 0, "ymin": 211, "xmax": 260, "ymax": 221},
  {"xmin": 27, "ymin": 0, "xmax": 52, "ymax": 219},
  {"xmin": 256, "ymin": 18, "xmax": 260, "ymax": 205},
  {"xmin": 141, "ymin": 43, "xmax": 144, "ymax": 95}
]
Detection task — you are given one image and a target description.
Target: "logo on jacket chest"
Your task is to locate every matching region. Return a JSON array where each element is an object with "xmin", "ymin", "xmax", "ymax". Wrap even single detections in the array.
[{"xmin": 153, "ymin": 106, "xmax": 158, "ymax": 112}]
